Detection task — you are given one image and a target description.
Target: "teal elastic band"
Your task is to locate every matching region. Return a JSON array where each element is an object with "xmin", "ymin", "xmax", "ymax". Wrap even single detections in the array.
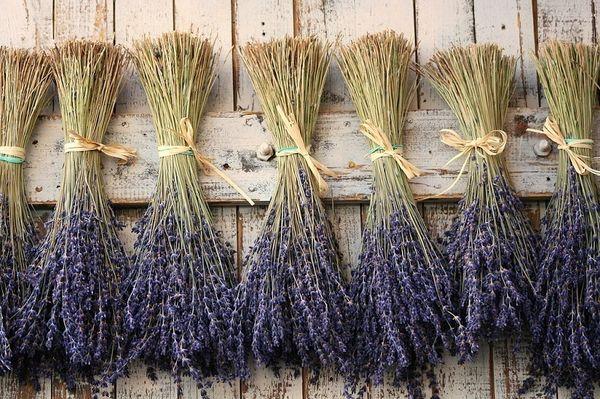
[
  {"xmin": 0, "ymin": 153, "xmax": 24, "ymax": 164},
  {"xmin": 369, "ymin": 144, "xmax": 402, "ymax": 154},
  {"xmin": 158, "ymin": 148, "xmax": 194, "ymax": 157},
  {"xmin": 276, "ymin": 146, "xmax": 299, "ymax": 155}
]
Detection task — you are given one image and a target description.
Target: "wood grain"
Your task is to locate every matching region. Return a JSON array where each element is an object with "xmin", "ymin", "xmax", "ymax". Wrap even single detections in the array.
[{"xmin": 23, "ymin": 109, "xmax": 564, "ymax": 205}]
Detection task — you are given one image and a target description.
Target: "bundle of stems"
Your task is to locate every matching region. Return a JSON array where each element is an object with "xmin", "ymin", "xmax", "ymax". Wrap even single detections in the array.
[
  {"xmin": 529, "ymin": 41, "xmax": 600, "ymax": 398},
  {"xmin": 338, "ymin": 31, "xmax": 455, "ymax": 397},
  {"xmin": 0, "ymin": 48, "xmax": 52, "ymax": 372},
  {"xmin": 423, "ymin": 44, "xmax": 538, "ymax": 362},
  {"xmin": 237, "ymin": 37, "xmax": 353, "ymax": 372},
  {"xmin": 118, "ymin": 32, "xmax": 246, "ymax": 385},
  {"xmin": 12, "ymin": 41, "xmax": 131, "ymax": 389}
]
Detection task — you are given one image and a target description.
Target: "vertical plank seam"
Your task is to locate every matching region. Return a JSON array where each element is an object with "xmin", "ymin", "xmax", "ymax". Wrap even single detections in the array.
[
  {"xmin": 531, "ymin": 0, "xmax": 541, "ymax": 107},
  {"xmin": 172, "ymin": 0, "xmax": 176, "ymax": 31},
  {"xmin": 292, "ymin": 0, "xmax": 300, "ymax": 37},
  {"xmin": 470, "ymin": 0, "xmax": 477, "ymax": 43},
  {"xmin": 488, "ymin": 343, "xmax": 496, "ymax": 399},
  {"xmin": 515, "ymin": 0, "xmax": 530, "ymax": 107},
  {"xmin": 591, "ymin": 0, "xmax": 597, "ymax": 43}
]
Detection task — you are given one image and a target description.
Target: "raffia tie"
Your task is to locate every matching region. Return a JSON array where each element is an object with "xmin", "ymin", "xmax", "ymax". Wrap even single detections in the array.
[
  {"xmin": 275, "ymin": 105, "xmax": 337, "ymax": 195},
  {"xmin": 360, "ymin": 121, "xmax": 422, "ymax": 179},
  {"xmin": 430, "ymin": 128, "xmax": 508, "ymax": 198},
  {"xmin": 527, "ymin": 117, "xmax": 600, "ymax": 176},
  {"xmin": 157, "ymin": 117, "xmax": 255, "ymax": 206},
  {"xmin": 0, "ymin": 146, "xmax": 26, "ymax": 164},
  {"xmin": 64, "ymin": 132, "xmax": 137, "ymax": 165}
]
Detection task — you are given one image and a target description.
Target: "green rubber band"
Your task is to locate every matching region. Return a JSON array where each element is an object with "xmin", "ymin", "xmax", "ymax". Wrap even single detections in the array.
[
  {"xmin": 369, "ymin": 144, "xmax": 402, "ymax": 154},
  {"xmin": 276, "ymin": 146, "xmax": 299, "ymax": 155},
  {"xmin": 565, "ymin": 138, "xmax": 581, "ymax": 144},
  {"xmin": 0, "ymin": 154, "xmax": 24, "ymax": 164}
]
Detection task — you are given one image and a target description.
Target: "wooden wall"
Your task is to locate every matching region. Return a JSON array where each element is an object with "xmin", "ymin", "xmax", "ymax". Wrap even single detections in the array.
[{"xmin": 0, "ymin": 0, "xmax": 596, "ymax": 398}]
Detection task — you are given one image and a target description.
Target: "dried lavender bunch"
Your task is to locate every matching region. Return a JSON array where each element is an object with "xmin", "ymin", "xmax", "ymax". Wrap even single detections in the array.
[
  {"xmin": 118, "ymin": 32, "xmax": 246, "ymax": 385},
  {"xmin": 0, "ymin": 48, "xmax": 52, "ymax": 373},
  {"xmin": 529, "ymin": 41, "xmax": 600, "ymax": 398},
  {"xmin": 338, "ymin": 31, "xmax": 456, "ymax": 397},
  {"xmin": 238, "ymin": 37, "xmax": 353, "ymax": 372},
  {"xmin": 11, "ymin": 41, "xmax": 131, "ymax": 389},
  {"xmin": 423, "ymin": 44, "xmax": 538, "ymax": 362}
]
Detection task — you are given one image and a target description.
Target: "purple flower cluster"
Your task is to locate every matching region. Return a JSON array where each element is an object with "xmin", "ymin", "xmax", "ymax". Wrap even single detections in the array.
[
  {"xmin": 444, "ymin": 163, "xmax": 538, "ymax": 363},
  {"xmin": 237, "ymin": 167, "xmax": 353, "ymax": 373},
  {"xmin": 10, "ymin": 199, "xmax": 127, "ymax": 389},
  {"xmin": 348, "ymin": 158, "xmax": 456, "ymax": 398},
  {"xmin": 0, "ymin": 194, "xmax": 37, "ymax": 373},
  {"xmin": 531, "ymin": 167, "xmax": 600, "ymax": 398},
  {"xmin": 118, "ymin": 183, "xmax": 246, "ymax": 385}
]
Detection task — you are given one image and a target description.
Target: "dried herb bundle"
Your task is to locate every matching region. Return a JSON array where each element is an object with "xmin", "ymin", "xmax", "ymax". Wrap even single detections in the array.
[
  {"xmin": 118, "ymin": 32, "xmax": 246, "ymax": 385},
  {"xmin": 423, "ymin": 44, "xmax": 538, "ymax": 362},
  {"xmin": 529, "ymin": 41, "xmax": 600, "ymax": 398},
  {"xmin": 12, "ymin": 41, "xmax": 132, "ymax": 388},
  {"xmin": 0, "ymin": 48, "xmax": 52, "ymax": 372},
  {"xmin": 237, "ymin": 37, "xmax": 353, "ymax": 372},
  {"xmin": 338, "ymin": 31, "xmax": 455, "ymax": 397}
]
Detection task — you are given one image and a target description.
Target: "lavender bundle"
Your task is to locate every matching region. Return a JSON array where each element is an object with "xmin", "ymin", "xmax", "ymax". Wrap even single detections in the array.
[
  {"xmin": 118, "ymin": 32, "xmax": 249, "ymax": 384},
  {"xmin": 422, "ymin": 44, "xmax": 538, "ymax": 362},
  {"xmin": 12, "ymin": 41, "xmax": 134, "ymax": 388},
  {"xmin": 237, "ymin": 37, "xmax": 353, "ymax": 372},
  {"xmin": 0, "ymin": 48, "xmax": 52, "ymax": 372},
  {"xmin": 528, "ymin": 42, "xmax": 600, "ymax": 398},
  {"xmin": 337, "ymin": 31, "xmax": 456, "ymax": 396}
]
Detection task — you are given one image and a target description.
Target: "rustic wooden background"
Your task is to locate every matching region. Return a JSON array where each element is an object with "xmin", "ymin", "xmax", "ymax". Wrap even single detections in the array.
[{"xmin": 0, "ymin": 0, "xmax": 597, "ymax": 398}]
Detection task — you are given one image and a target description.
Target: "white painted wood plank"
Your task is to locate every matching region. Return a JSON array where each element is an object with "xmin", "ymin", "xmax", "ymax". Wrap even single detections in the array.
[
  {"xmin": 175, "ymin": 0, "xmax": 234, "ymax": 112},
  {"xmin": 537, "ymin": 0, "xmax": 596, "ymax": 43},
  {"xmin": 0, "ymin": 0, "xmax": 52, "ymax": 47},
  {"xmin": 415, "ymin": 0, "xmax": 475, "ymax": 109},
  {"xmin": 114, "ymin": 0, "xmax": 173, "ymax": 114},
  {"xmin": 0, "ymin": 375, "xmax": 50, "ymax": 399},
  {"xmin": 238, "ymin": 206, "xmax": 303, "ymax": 399},
  {"xmin": 474, "ymin": 0, "xmax": 538, "ymax": 107},
  {"xmin": 53, "ymin": 0, "xmax": 114, "ymax": 43},
  {"xmin": 233, "ymin": 0, "xmax": 294, "ymax": 111},
  {"xmin": 23, "ymin": 109, "xmax": 563, "ymax": 205},
  {"xmin": 296, "ymin": 0, "xmax": 415, "ymax": 111},
  {"xmin": 115, "ymin": 361, "xmax": 177, "ymax": 399}
]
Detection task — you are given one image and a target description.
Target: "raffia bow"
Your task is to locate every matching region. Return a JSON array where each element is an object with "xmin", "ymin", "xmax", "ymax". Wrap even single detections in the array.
[
  {"xmin": 275, "ymin": 105, "xmax": 337, "ymax": 195},
  {"xmin": 527, "ymin": 117, "xmax": 600, "ymax": 176},
  {"xmin": 0, "ymin": 146, "xmax": 26, "ymax": 164},
  {"xmin": 64, "ymin": 132, "xmax": 137, "ymax": 165},
  {"xmin": 157, "ymin": 117, "xmax": 255, "ymax": 206},
  {"xmin": 429, "ymin": 128, "xmax": 508, "ymax": 198},
  {"xmin": 360, "ymin": 121, "xmax": 422, "ymax": 179}
]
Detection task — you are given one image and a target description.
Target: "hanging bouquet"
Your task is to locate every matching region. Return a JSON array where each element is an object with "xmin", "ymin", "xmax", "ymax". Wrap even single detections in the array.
[
  {"xmin": 11, "ymin": 41, "xmax": 135, "ymax": 389},
  {"xmin": 117, "ymin": 32, "xmax": 251, "ymax": 386},
  {"xmin": 422, "ymin": 44, "xmax": 538, "ymax": 362},
  {"xmin": 237, "ymin": 37, "xmax": 353, "ymax": 373},
  {"xmin": 0, "ymin": 48, "xmax": 52, "ymax": 372},
  {"xmin": 528, "ymin": 41, "xmax": 600, "ymax": 398},
  {"xmin": 337, "ymin": 31, "xmax": 456, "ymax": 397}
]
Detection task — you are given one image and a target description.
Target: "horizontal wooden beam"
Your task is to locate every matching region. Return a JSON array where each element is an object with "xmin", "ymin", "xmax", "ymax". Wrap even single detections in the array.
[{"xmin": 24, "ymin": 108, "xmax": 575, "ymax": 205}]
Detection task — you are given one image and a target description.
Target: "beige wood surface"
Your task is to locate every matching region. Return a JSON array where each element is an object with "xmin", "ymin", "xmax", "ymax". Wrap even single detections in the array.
[{"xmin": 0, "ymin": 0, "xmax": 598, "ymax": 398}]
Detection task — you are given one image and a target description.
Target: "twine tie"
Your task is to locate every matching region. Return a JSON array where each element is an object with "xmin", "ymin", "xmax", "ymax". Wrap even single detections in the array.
[
  {"xmin": 0, "ymin": 146, "xmax": 26, "ymax": 164},
  {"xmin": 360, "ymin": 121, "xmax": 422, "ymax": 179},
  {"xmin": 158, "ymin": 117, "xmax": 255, "ymax": 206},
  {"xmin": 275, "ymin": 105, "xmax": 337, "ymax": 195},
  {"xmin": 64, "ymin": 132, "xmax": 137, "ymax": 165},
  {"xmin": 527, "ymin": 117, "xmax": 600, "ymax": 176}
]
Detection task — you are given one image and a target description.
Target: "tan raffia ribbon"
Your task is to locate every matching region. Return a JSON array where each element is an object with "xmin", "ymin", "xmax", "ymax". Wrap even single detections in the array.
[
  {"xmin": 527, "ymin": 117, "xmax": 600, "ymax": 176},
  {"xmin": 0, "ymin": 146, "xmax": 26, "ymax": 164},
  {"xmin": 64, "ymin": 132, "xmax": 137, "ymax": 165},
  {"xmin": 428, "ymin": 128, "xmax": 508, "ymax": 198},
  {"xmin": 275, "ymin": 105, "xmax": 338, "ymax": 195},
  {"xmin": 360, "ymin": 121, "xmax": 423, "ymax": 179},
  {"xmin": 157, "ymin": 117, "xmax": 255, "ymax": 206}
]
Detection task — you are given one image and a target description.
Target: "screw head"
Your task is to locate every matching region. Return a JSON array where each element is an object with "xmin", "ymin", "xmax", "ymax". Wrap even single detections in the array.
[{"xmin": 533, "ymin": 139, "xmax": 552, "ymax": 157}]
